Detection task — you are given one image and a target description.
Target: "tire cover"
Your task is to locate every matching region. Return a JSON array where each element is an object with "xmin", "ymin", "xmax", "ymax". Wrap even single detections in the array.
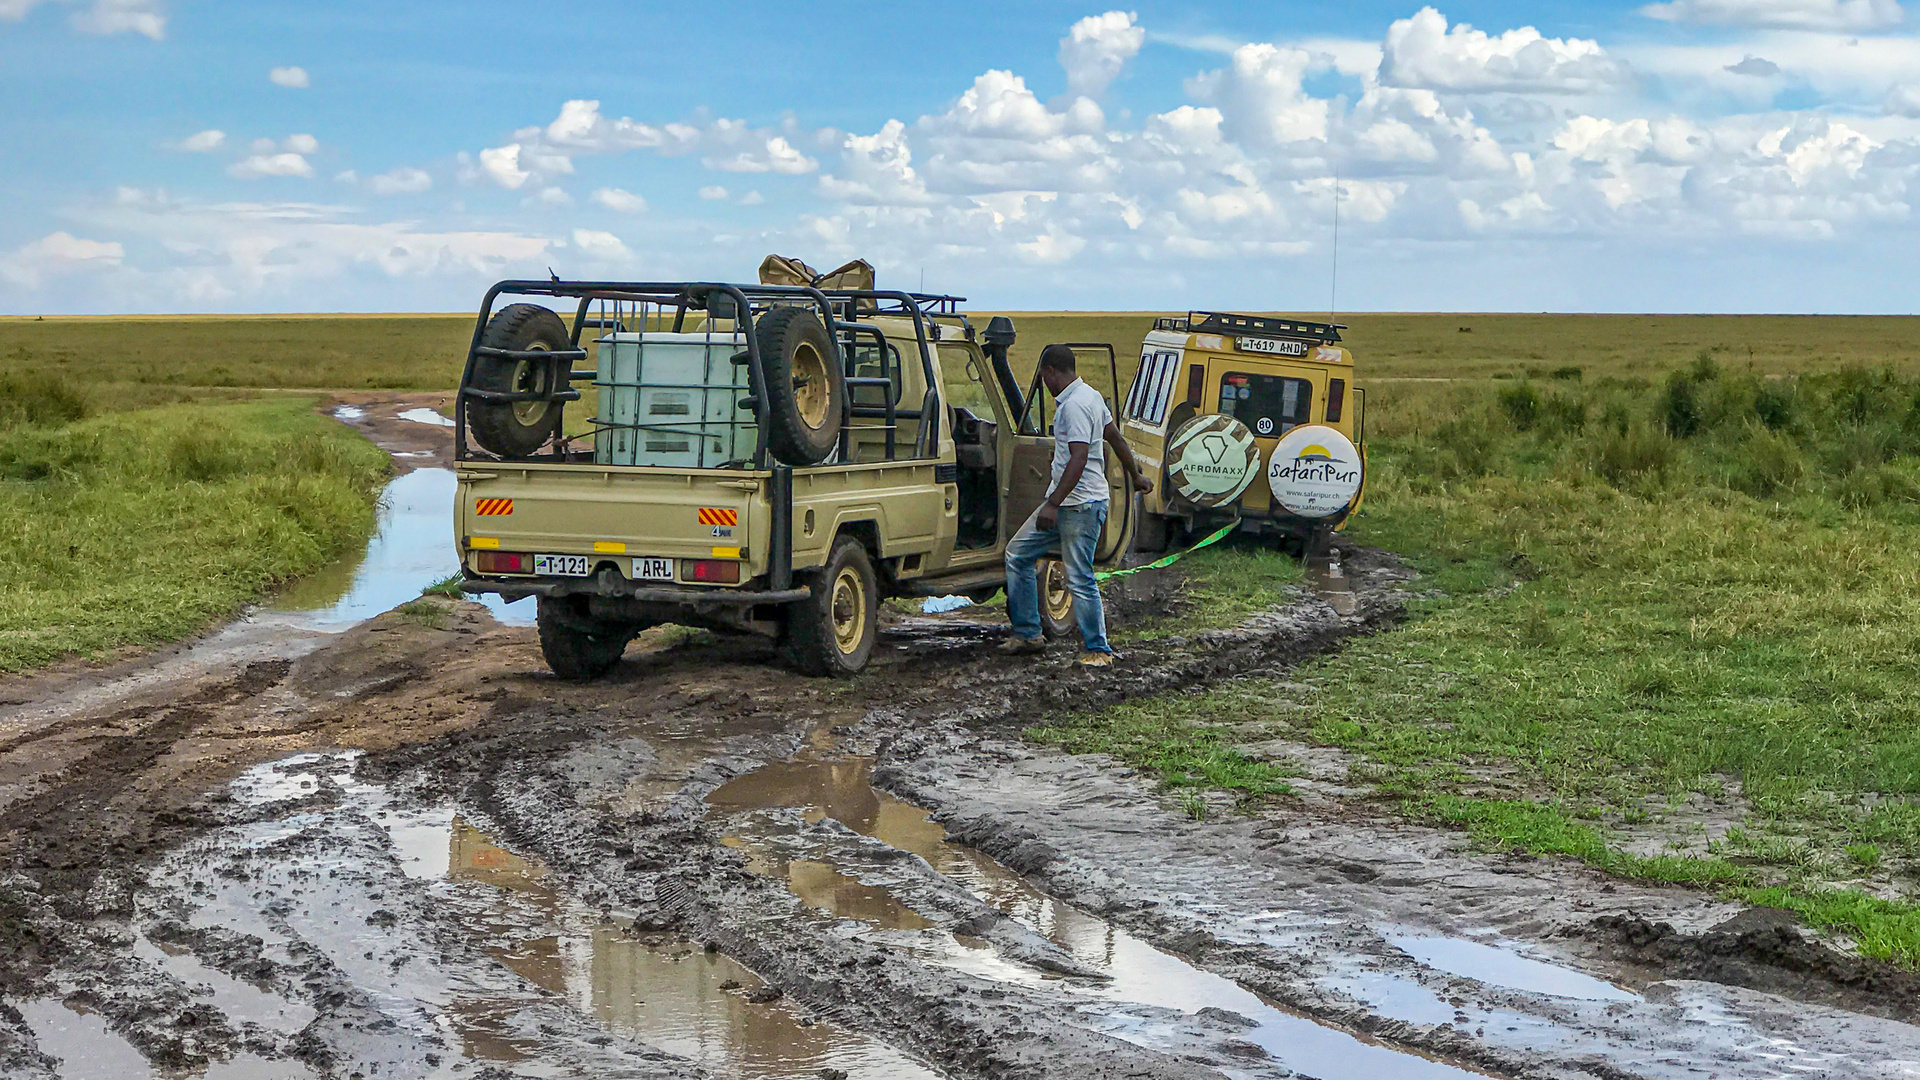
[
  {"xmin": 1165, "ymin": 414, "xmax": 1262, "ymax": 508},
  {"xmin": 1267, "ymin": 424, "xmax": 1364, "ymax": 518}
]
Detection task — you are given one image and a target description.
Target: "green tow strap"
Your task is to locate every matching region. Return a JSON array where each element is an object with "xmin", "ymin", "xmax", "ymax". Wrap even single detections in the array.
[{"xmin": 1095, "ymin": 519, "xmax": 1240, "ymax": 581}]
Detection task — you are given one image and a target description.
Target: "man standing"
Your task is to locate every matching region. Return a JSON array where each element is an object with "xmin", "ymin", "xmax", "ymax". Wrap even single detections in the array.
[{"xmin": 1001, "ymin": 344, "xmax": 1152, "ymax": 667}]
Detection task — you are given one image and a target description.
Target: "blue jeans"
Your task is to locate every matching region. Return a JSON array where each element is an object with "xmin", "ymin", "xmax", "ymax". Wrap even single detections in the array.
[{"xmin": 1004, "ymin": 500, "xmax": 1110, "ymax": 653}]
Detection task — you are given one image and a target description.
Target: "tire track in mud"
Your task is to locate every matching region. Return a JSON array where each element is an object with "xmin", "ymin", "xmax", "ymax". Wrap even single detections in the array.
[{"xmin": 9, "ymin": 544, "xmax": 1920, "ymax": 1078}]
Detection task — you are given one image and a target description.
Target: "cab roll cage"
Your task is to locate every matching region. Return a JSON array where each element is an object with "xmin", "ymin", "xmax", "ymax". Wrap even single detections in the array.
[{"xmin": 454, "ymin": 279, "xmax": 967, "ymax": 470}]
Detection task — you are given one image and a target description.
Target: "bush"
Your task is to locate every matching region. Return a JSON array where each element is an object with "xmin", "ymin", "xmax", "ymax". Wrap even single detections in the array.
[
  {"xmin": 1662, "ymin": 372, "xmax": 1704, "ymax": 438},
  {"xmin": 1498, "ymin": 382, "xmax": 1543, "ymax": 431},
  {"xmin": 1594, "ymin": 422, "xmax": 1676, "ymax": 486},
  {"xmin": 1729, "ymin": 425, "xmax": 1805, "ymax": 497},
  {"xmin": 0, "ymin": 371, "xmax": 89, "ymax": 428},
  {"xmin": 1754, "ymin": 380, "xmax": 1796, "ymax": 430}
]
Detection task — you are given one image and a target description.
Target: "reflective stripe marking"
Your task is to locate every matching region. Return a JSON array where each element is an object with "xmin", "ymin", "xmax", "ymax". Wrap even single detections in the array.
[
  {"xmin": 593, "ymin": 541, "xmax": 626, "ymax": 554},
  {"xmin": 470, "ymin": 537, "xmax": 500, "ymax": 549},
  {"xmin": 710, "ymin": 546, "xmax": 743, "ymax": 559},
  {"xmin": 696, "ymin": 507, "xmax": 739, "ymax": 527},
  {"xmin": 474, "ymin": 498, "xmax": 514, "ymax": 516}
]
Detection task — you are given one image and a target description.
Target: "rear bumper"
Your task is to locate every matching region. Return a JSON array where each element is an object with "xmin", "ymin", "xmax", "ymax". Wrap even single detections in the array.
[{"xmin": 463, "ymin": 574, "xmax": 810, "ymax": 606}]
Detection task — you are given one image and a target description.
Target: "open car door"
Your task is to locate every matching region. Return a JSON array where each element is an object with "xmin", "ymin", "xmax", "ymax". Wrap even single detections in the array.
[{"xmin": 1005, "ymin": 343, "xmax": 1135, "ymax": 566}]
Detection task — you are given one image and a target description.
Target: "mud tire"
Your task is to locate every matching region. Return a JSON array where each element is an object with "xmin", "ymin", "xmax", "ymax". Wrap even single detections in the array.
[
  {"xmin": 1133, "ymin": 499, "xmax": 1172, "ymax": 555},
  {"xmin": 752, "ymin": 306, "xmax": 845, "ymax": 466},
  {"xmin": 469, "ymin": 303, "xmax": 568, "ymax": 458},
  {"xmin": 786, "ymin": 536, "xmax": 878, "ymax": 677},
  {"xmin": 536, "ymin": 596, "xmax": 632, "ymax": 680},
  {"xmin": 1037, "ymin": 557, "xmax": 1077, "ymax": 640}
]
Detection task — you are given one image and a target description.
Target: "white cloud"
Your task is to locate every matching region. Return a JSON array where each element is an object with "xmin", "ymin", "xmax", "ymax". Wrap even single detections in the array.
[
  {"xmin": 1016, "ymin": 229, "xmax": 1086, "ymax": 263},
  {"xmin": 704, "ymin": 134, "xmax": 818, "ymax": 174},
  {"xmin": 1380, "ymin": 7, "xmax": 1631, "ymax": 93},
  {"xmin": 0, "ymin": 0, "xmax": 53, "ymax": 20},
  {"xmin": 591, "ymin": 186, "xmax": 648, "ymax": 212},
  {"xmin": 334, "ymin": 170, "xmax": 357, "ymax": 184},
  {"xmin": 367, "ymin": 167, "xmax": 432, "ymax": 195},
  {"xmin": 698, "ymin": 185, "xmax": 729, "ymax": 200},
  {"xmin": 478, "ymin": 144, "xmax": 530, "ymax": 189},
  {"xmin": 740, "ymin": 190, "xmax": 764, "ymax": 205},
  {"xmin": 1059, "ymin": 10, "xmax": 1145, "ymax": 99},
  {"xmin": 1189, "ymin": 44, "xmax": 1328, "ymax": 146},
  {"xmin": 70, "ymin": 0, "xmax": 162, "ymax": 38},
  {"xmin": 173, "ymin": 129, "xmax": 225, "ymax": 153},
  {"xmin": 570, "ymin": 228, "xmax": 629, "ymax": 260},
  {"xmin": 269, "ymin": 66, "xmax": 309, "ymax": 88},
  {"xmin": 532, "ymin": 186, "xmax": 571, "ymax": 206},
  {"xmin": 1, "ymin": 231, "xmax": 124, "ymax": 287},
  {"xmin": 283, "ymin": 133, "xmax": 318, "ymax": 155},
  {"xmin": 1640, "ymin": 0, "xmax": 1903, "ymax": 30},
  {"xmin": 228, "ymin": 153, "xmax": 313, "ymax": 179},
  {"xmin": 818, "ymin": 119, "xmax": 934, "ymax": 205},
  {"xmin": 1890, "ymin": 83, "xmax": 1920, "ymax": 116}
]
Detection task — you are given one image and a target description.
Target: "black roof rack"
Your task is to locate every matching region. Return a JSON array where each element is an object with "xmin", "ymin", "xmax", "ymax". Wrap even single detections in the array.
[{"xmin": 1152, "ymin": 310, "xmax": 1344, "ymax": 344}]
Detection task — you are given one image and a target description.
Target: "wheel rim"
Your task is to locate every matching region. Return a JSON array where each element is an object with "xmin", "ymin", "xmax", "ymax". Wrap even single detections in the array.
[
  {"xmin": 511, "ymin": 344, "xmax": 551, "ymax": 427},
  {"xmin": 791, "ymin": 341, "xmax": 830, "ymax": 430},
  {"xmin": 1042, "ymin": 560, "xmax": 1073, "ymax": 625},
  {"xmin": 830, "ymin": 566, "xmax": 866, "ymax": 655}
]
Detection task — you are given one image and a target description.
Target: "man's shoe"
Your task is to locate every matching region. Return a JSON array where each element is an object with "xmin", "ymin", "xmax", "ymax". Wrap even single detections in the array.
[
  {"xmin": 1076, "ymin": 650, "xmax": 1115, "ymax": 668},
  {"xmin": 997, "ymin": 635, "xmax": 1047, "ymax": 655}
]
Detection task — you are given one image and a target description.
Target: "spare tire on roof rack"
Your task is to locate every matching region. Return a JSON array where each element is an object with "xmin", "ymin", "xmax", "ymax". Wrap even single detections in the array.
[
  {"xmin": 750, "ymin": 305, "xmax": 846, "ymax": 466},
  {"xmin": 468, "ymin": 303, "xmax": 569, "ymax": 458}
]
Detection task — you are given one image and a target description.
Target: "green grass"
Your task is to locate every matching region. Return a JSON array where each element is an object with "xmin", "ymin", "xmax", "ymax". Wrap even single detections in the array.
[
  {"xmin": 0, "ymin": 384, "xmax": 390, "ymax": 671},
  {"xmin": 1046, "ymin": 359, "xmax": 1920, "ymax": 963},
  {"xmin": 1028, "ymin": 679, "xmax": 1298, "ymax": 798}
]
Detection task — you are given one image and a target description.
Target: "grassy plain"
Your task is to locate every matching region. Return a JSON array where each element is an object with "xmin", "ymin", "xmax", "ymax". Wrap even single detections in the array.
[
  {"xmin": 0, "ymin": 378, "xmax": 391, "ymax": 671},
  {"xmin": 1034, "ymin": 351, "xmax": 1920, "ymax": 965}
]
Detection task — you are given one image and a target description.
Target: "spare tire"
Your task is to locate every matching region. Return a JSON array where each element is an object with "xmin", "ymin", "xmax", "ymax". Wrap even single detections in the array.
[
  {"xmin": 1165, "ymin": 413, "xmax": 1262, "ymax": 508},
  {"xmin": 751, "ymin": 306, "xmax": 845, "ymax": 466},
  {"xmin": 468, "ymin": 303, "xmax": 568, "ymax": 458}
]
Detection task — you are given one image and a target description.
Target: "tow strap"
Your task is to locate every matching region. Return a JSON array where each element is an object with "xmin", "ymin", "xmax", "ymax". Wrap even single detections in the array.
[{"xmin": 1095, "ymin": 519, "xmax": 1240, "ymax": 582}]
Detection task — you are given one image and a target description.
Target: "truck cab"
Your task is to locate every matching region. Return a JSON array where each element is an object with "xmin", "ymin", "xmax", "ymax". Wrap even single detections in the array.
[
  {"xmin": 1120, "ymin": 311, "xmax": 1366, "ymax": 552},
  {"xmin": 451, "ymin": 278, "xmax": 1132, "ymax": 680}
]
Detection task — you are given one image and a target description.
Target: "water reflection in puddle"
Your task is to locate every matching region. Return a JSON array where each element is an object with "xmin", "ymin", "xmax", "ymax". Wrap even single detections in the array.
[
  {"xmin": 1388, "ymin": 935, "xmax": 1639, "ymax": 1002},
  {"xmin": 707, "ymin": 739, "xmax": 1487, "ymax": 1080},
  {"xmin": 268, "ymin": 468, "xmax": 532, "ymax": 628},
  {"xmin": 9, "ymin": 998, "xmax": 152, "ymax": 1080},
  {"xmin": 442, "ymin": 814, "xmax": 941, "ymax": 1079},
  {"xmin": 1306, "ymin": 549, "xmax": 1357, "ymax": 616},
  {"xmin": 396, "ymin": 407, "xmax": 455, "ymax": 428}
]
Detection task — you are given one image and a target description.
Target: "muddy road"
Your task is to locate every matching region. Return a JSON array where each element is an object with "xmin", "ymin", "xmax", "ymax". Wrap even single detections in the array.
[{"xmin": 5, "ymin": 409, "xmax": 1920, "ymax": 1080}]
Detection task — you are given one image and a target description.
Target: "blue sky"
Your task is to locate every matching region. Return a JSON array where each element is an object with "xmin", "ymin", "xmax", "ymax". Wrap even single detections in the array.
[{"xmin": 3, "ymin": 0, "xmax": 1918, "ymax": 313}]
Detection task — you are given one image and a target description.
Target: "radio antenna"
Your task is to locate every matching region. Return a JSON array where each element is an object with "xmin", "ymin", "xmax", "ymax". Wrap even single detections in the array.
[{"xmin": 1329, "ymin": 168, "xmax": 1340, "ymax": 324}]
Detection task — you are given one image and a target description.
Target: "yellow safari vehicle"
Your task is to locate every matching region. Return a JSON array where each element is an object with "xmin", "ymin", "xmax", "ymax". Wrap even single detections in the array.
[
  {"xmin": 1119, "ymin": 311, "xmax": 1365, "ymax": 554},
  {"xmin": 451, "ymin": 273, "xmax": 1134, "ymax": 679}
]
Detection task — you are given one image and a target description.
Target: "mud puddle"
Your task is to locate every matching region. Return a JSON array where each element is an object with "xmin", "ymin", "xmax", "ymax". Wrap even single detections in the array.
[
  {"xmin": 266, "ymin": 468, "xmax": 532, "ymax": 628},
  {"xmin": 231, "ymin": 751, "xmax": 940, "ymax": 1080},
  {"xmin": 1305, "ymin": 548, "xmax": 1358, "ymax": 616},
  {"xmin": 396, "ymin": 407, "xmax": 454, "ymax": 428},
  {"xmin": 706, "ymin": 734, "xmax": 1488, "ymax": 1080}
]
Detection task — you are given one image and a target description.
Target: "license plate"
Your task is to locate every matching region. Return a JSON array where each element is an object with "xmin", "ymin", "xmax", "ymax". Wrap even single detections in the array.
[
  {"xmin": 631, "ymin": 556, "xmax": 674, "ymax": 581},
  {"xmin": 1238, "ymin": 336, "xmax": 1307, "ymax": 357},
  {"xmin": 533, "ymin": 554, "xmax": 590, "ymax": 577}
]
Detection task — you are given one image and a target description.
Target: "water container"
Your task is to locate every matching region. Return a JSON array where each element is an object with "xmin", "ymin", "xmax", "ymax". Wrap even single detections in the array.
[{"xmin": 594, "ymin": 332, "xmax": 757, "ymax": 468}]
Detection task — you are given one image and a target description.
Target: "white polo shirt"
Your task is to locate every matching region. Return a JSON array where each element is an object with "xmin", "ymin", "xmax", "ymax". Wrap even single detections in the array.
[{"xmin": 1050, "ymin": 378, "xmax": 1112, "ymax": 508}]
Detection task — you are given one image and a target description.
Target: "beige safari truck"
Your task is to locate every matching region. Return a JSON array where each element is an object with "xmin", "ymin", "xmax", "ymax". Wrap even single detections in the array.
[
  {"xmin": 1120, "ymin": 311, "xmax": 1366, "ymax": 554},
  {"xmin": 451, "ymin": 276, "xmax": 1135, "ymax": 679}
]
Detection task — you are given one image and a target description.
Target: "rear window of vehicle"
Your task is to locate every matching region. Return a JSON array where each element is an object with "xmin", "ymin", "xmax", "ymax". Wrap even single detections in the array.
[{"xmin": 1219, "ymin": 372, "xmax": 1313, "ymax": 437}]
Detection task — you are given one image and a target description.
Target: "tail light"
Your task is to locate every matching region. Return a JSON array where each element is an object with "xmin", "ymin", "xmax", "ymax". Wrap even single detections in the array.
[
  {"xmin": 682, "ymin": 559, "xmax": 741, "ymax": 584},
  {"xmin": 1326, "ymin": 379, "xmax": 1346, "ymax": 423},
  {"xmin": 475, "ymin": 551, "xmax": 531, "ymax": 574}
]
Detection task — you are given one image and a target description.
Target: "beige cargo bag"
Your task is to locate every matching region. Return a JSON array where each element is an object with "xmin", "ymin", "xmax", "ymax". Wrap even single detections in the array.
[{"xmin": 758, "ymin": 255, "xmax": 877, "ymax": 309}]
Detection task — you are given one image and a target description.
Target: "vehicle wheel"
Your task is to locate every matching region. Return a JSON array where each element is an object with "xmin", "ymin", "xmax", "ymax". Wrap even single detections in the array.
[
  {"xmin": 752, "ymin": 306, "xmax": 846, "ymax": 466},
  {"xmin": 470, "ymin": 304, "xmax": 568, "ymax": 457},
  {"xmin": 787, "ymin": 536, "xmax": 878, "ymax": 676},
  {"xmin": 1133, "ymin": 499, "xmax": 1172, "ymax": 554},
  {"xmin": 1037, "ymin": 557, "xmax": 1077, "ymax": 639},
  {"xmin": 536, "ymin": 596, "xmax": 632, "ymax": 680}
]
